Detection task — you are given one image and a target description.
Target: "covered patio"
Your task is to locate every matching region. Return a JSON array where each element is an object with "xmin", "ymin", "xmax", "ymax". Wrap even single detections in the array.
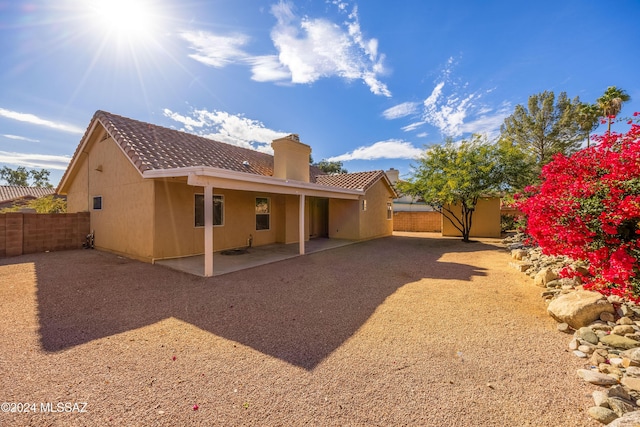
[{"xmin": 154, "ymin": 237, "xmax": 356, "ymax": 277}]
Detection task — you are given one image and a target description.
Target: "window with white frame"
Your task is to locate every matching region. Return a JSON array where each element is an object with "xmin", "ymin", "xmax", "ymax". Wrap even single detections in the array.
[
  {"xmin": 194, "ymin": 194, "xmax": 224, "ymax": 227},
  {"xmin": 362, "ymin": 199, "xmax": 367, "ymax": 211},
  {"xmin": 255, "ymin": 197, "xmax": 270, "ymax": 230},
  {"xmin": 387, "ymin": 202, "xmax": 393, "ymax": 220}
]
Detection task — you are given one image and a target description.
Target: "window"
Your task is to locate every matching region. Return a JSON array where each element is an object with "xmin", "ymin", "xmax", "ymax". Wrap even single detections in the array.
[
  {"xmin": 362, "ymin": 199, "xmax": 367, "ymax": 211},
  {"xmin": 194, "ymin": 194, "xmax": 224, "ymax": 227},
  {"xmin": 387, "ymin": 202, "xmax": 393, "ymax": 220},
  {"xmin": 255, "ymin": 197, "xmax": 270, "ymax": 230},
  {"xmin": 92, "ymin": 196, "xmax": 102, "ymax": 210}
]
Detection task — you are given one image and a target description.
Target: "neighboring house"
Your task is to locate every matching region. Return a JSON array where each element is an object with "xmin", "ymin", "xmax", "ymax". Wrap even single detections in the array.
[
  {"xmin": 0, "ymin": 186, "xmax": 56, "ymax": 210},
  {"xmin": 57, "ymin": 110, "xmax": 396, "ymax": 276}
]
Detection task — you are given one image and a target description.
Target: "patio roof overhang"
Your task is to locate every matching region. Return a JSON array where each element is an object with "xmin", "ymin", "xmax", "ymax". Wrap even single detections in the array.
[
  {"xmin": 144, "ymin": 166, "xmax": 363, "ymax": 277},
  {"xmin": 143, "ymin": 166, "xmax": 364, "ymax": 200}
]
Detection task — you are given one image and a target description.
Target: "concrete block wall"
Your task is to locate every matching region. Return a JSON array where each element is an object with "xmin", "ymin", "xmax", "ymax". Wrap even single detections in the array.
[
  {"xmin": 0, "ymin": 212, "xmax": 90, "ymax": 257},
  {"xmin": 393, "ymin": 211, "xmax": 442, "ymax": 232}
]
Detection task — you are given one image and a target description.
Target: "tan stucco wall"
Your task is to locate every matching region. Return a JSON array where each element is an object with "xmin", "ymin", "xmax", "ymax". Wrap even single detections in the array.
[
  {"xmin": 153, "ymin": 182, "xmax": 307, "ymax": 259},
  {"xmin": 65, "ymin": 153, "xmax": 89, "ymax": 213},
  {"xmin": 441, "ymin": 197, "xmax": 501, "ymax": 238},
  {"xmin": 272, "ymin": 136, "xmax": 311, "ymax": 182},
  {"xmin": 65, "ymin": 135, "xmax": 155, "ymax": 260},
  {"xmin": 328, "ymin": 198, "xmax": 360, "ymax": 240},
  {"xmin": 358, "ymin": 179, "xmax": 394, "ymax": 239}
]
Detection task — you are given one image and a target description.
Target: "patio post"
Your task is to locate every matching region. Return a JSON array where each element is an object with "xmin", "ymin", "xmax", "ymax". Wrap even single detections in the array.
[
  {"xmin": 204, "ymin": 185, "xmax": 214, "ymax": 277},
  {"xmin": 299, "ymin": 193, "xmax": 305, "ymax": 255}
]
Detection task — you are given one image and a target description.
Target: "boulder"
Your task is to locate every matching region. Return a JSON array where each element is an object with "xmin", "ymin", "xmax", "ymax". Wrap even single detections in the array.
[
  {"xmin": 548, "ymin": 290, "xmax": 615, "ymax": 329},
  {"xmin": 534, "ymin": 267, "xmax": 558, "ymax": 287},
  {"xmin": 608, "ymin": 410, "xmax": 640, "ymax": 426}
]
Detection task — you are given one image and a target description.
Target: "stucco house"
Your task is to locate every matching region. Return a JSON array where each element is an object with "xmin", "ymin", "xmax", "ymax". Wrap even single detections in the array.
[
  {"xmin": 57, "ymin": 111, "xmax": 396, "ymax": 276},
  {"xmin": 0, "ymin": 185, "xmax": 56, "ymax": 210}
]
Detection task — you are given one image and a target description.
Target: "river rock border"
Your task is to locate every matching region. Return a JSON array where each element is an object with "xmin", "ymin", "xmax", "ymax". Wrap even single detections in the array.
[{"xmin": 504, "ymin": 233, "xmax": 640, "ymax": 426}]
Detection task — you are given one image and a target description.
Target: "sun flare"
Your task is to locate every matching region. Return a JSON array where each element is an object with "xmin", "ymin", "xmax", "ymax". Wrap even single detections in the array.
[{"xmin": 90, "ymin": 0, "xmax": 157, "ymax": 41}]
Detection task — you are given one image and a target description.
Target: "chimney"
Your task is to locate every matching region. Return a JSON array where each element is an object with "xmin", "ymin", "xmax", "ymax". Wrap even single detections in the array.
[
  {"xmin": 385, "ymin": 168, "xmax": 400, "ymax": 185},
  {"xmin": 271, "ymin": 134, "xmax": 311, "ymax": 182}
]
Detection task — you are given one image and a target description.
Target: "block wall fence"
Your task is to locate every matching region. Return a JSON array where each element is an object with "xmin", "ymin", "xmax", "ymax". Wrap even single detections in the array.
[
  {"xmin": 0, "ymin": 212, "xmax": 90, "ymax": 257},
  {"xmin": 393, "ymin": 211, "xmax": 442, "ymax": 232}
]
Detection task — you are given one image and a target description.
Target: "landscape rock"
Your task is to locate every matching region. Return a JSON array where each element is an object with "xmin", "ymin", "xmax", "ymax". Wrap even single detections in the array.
[
  {"xmin": 621, "ymin": 376, "xmax": 640, "ymax": 393},
  {"xmin": 613, "ymin": 325, "xmax": 637, "ymax": 336},
  {"xmin": 577, "ymin": 369, "xmax": 619, "ymax": 386},
  {"xmin": 577, "ymin": 327, "xmax": 599, "ymax": 345},
  {"xmin": 548, "ymin": 291, "xmax": 615, "ymax": 329},
  {"xmin": 609, "ymin": 385, "xmax": 632, "ymax": 401},
  {"xmin": 534, "ymin": 267, "xmax": 558, "ymax": 287},
  {"xmin": 608, "ymin": 397, "xmax": 637, "ymax": 417},
  {"xmin": 607, "ymin": 410, "xmax": 640, "ymax": 426},
  {"xmin": 625, "ymin": 366, "xmax": 640, "ymax": 378},
  {"xmin": 601, "ymin": 334, "xmax": 640, "ymax": 350},
  {"xmin": 601, "ymin": 312, "xmax": 616, "ymax": 322},
  {"xmin": 618, "ymin": 317, "xmax": 635, "ymax": 325},
  {"xmin": 587, "ymin": 406, "xmax": 618, "ymax": 424},
  {"xmin": 511, "ymin": 249, "xmax": 528, "ymax": 260},
  {"xmin": 593, "ymin": 390, "xmax": 610, "ymax": 407},
  {"xmin": 623, "ymin": 348, "xmax": 640, "ymax": 365}
]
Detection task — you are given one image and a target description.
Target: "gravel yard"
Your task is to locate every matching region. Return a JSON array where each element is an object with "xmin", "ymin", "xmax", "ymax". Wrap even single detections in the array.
[{"xmin": 0, "ymin": 233, "xmax": 597, "ymax": 426}]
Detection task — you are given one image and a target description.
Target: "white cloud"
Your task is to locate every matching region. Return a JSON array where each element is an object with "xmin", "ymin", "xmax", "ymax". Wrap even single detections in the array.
[
  {"xmin": 2, "ymin": 134, "xmax": 40, "ymax": 142},
  {"xmin": 267, "ymin": 2, "xmax": 391, "ymax": 96},
  {"xmin": 458, "ymin": 103, "xmax": 511, "ymax": 139},
  {"xmin": 0, "ymin": 108, "xmax": 84, "ymax": 134},
  {"xmin": 179, "ymin": 1, "xmax": 391, "ymax": 96},
  {"xmin": 179, "ymin": 31, "xmax": 249, "ymax": 67},
  {"xmin": 327, "ymin": 139, "xmax": 423, "ymax": 161},
  {"xmin": 383, "ymin": 102, "xmax": 419, "ymax": 120},
  {"xmin": 0, "ymin": 151, "xmax": 71, "ymax": 170},
  {"xmin": 247, "ymin": 55, "xmax": 291, "ymax": 82},
  {"xmin": 416, "ymin": 60, "xmax": 509, "ymax": 139},
  {"xmin": 163, "ymin": 108, "xmax": 288, "ymax": 153},
  {"xmin": 401, "ymin": 121, "xmax": 426, "ymax": 132}
]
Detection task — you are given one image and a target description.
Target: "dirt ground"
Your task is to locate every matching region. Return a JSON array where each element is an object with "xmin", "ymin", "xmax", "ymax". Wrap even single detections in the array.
[{"xmin": 0, "ymin": 233, "xmax": 598, "ymax": 426}]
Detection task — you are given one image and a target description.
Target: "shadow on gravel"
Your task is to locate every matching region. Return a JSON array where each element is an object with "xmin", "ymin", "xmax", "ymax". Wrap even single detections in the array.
[{"xmin": 31, "ymin": 235, "xmax": 493, "ymax": 370}]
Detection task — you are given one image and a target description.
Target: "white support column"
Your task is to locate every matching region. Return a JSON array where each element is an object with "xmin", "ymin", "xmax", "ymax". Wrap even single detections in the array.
[
  {"xmin": 204, "ymin": 185, "xmax": 214, "ymax": 277},
  {"xmin": 299, "ymin": 193, "xmax": 305, "ymax": 255}
]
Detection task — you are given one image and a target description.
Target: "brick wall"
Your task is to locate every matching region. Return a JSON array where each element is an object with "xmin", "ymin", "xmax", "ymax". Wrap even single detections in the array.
[
  {"xmin": 0, "ymin": 212, "xmax": 90, "ymax": 257},
  {"xmin": 393, "ymin": 211, "xmax": 442, "ymax": 232}
]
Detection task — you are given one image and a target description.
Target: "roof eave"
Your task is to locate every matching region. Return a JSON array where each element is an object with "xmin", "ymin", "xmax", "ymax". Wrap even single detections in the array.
[{"xmin": 143, "ymin": 166, "xmax": 365, "ymax": 199}]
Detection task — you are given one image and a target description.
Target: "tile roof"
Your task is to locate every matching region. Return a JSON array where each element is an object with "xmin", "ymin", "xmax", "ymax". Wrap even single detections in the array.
[
  {"xmin": 315, "ymin": 170, "xmax": 388, "ymax": 191},
  {"xmin": 60, "ymin": 110, "xmax": 389, "ymax": 193},
  {"xmin": 0, "ymin": 186, "xmax": 56, "ymax": 203},
  {"xmin": 95, "ymin": 110, "xmax": 277, "ymax": 176}
]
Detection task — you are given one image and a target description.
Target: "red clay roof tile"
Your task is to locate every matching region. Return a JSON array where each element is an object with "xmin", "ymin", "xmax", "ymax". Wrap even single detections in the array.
[{"xmin": 60, "ymin": 110, "xmax": 388, "ymax": 193}]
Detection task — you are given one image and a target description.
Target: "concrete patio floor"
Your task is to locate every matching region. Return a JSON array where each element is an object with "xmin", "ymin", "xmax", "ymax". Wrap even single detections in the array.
[{"xmin": 154, "ymin": 237, "xmax": 356, "ymax": 276}]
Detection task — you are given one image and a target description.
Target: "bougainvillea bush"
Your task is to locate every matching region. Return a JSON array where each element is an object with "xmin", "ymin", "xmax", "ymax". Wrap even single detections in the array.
[{"xmin": 516, "ymin": 117, "xmax": 640, "ymax": 301}]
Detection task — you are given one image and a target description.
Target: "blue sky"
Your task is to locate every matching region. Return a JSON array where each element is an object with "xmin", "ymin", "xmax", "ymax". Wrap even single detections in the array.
[{"xmin": 1, "ymin": 0, "xmax": 639, "ymax": 186}]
